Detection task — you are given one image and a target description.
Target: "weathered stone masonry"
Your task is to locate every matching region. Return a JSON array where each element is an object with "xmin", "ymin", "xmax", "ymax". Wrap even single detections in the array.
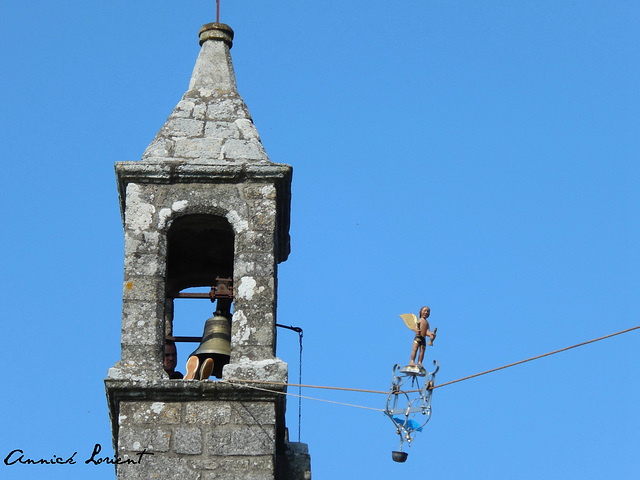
[
  {"xmin": 107, "ymin": 383, "xmax": 288, "ymax": 479},
  {"xmin": 105, "ymin": 22, "xmax": 310, "ymax": 479}
]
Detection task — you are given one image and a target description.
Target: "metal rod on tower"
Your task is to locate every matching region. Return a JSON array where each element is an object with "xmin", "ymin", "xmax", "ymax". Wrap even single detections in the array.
[{"xmin": 217, "ymin": 0, "xmax": 220, "ymax": 23}]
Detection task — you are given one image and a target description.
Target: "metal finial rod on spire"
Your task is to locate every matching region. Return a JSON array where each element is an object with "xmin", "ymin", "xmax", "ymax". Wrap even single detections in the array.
[{"xmin": 217, "ymin": 0, "xmax": 220, "ymax": 23}]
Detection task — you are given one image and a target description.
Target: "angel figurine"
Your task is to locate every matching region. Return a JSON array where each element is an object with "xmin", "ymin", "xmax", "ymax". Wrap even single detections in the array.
[{"xmin": 400, "ymin": 306, "xmax": 437, "ymax": 372}]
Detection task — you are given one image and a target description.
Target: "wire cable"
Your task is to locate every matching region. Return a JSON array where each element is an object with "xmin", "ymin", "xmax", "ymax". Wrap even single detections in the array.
[
  {"xmin": 276, "ymin": 323, "xmax": 304, "ymax": 440},
  {"xmin": 432, "ymin": 324, "xmax": 640, "ymax": 390},
  {"xmin": 235, "ymin": 381, "xmax": 384, "ymax": 412},
  {"xmin": 227, "ymin": 324, "xmax": 639, "ymax": 410},
  {"xmin": 227, "ymin": 378, "xmax": 388, "ymax": 395}
]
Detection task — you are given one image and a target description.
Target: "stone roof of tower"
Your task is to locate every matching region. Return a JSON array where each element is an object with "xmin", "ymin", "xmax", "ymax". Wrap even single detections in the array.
[
  {"xmin": 141, "ymin": 23, "xmax": 271, "ymax": 165},
  {"xmin": 115, "ymin": 23, "xmax": 292, "ymax": 262}
]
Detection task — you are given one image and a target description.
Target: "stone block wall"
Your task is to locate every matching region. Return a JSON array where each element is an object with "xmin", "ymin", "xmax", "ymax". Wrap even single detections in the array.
[
  {"xmin": 104, "ymin": 381, "xmax": 311, "ymax": 479},
  {"xmin": 116, "ymin": 399, "xmax": 277, "ymax": 479}
]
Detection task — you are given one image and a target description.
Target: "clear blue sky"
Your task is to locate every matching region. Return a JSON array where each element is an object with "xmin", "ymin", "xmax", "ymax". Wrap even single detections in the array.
[{"xmin": 1, "ymin": 1, "xmax": 639, "ymax": 479}]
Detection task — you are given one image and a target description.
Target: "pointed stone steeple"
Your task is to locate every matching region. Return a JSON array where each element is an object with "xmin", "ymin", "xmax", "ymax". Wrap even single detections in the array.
[
  {"xmin": 142, "ymin": 23, "xmax": 269, "ymax": 165},
  {"xmin": 115, "ymin": 22, "xmax": 291, "ymax": 264}
]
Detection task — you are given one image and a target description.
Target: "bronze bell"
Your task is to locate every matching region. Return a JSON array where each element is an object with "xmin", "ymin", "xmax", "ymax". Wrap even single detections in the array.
[
  {"xmin": 192, "ymin": 315, "xmax": 231, "ymax": 356},
  {"xmin": 187, "ymin": 315, "xmax": 231, "ymax": 379}
]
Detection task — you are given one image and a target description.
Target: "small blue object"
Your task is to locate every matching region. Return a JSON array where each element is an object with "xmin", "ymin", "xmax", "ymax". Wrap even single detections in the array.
[{"xmin": 392, "ymin": 416, "xmax": 423, "ymax": 432}]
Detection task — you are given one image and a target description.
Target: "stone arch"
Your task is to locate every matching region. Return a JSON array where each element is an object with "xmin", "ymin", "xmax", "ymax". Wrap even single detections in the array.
[{"xmin": 166, "ymin": 213, "xmax": 235, "ymax": 297}]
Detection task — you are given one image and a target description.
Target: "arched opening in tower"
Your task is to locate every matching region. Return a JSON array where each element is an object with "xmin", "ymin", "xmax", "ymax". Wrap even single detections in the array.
[
  {"xmin": 165, "ymin": 214, "xmax": 235, "ymax": 379},
  {"xmin": 166, "ymin": 214, "xmax": 234, "ymax": 295}
]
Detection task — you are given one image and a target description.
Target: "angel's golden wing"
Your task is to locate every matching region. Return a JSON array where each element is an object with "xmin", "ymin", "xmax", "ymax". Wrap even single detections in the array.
[{"xmin": 399, "ymin": 313, "xmax": 417, "ymax": 330}]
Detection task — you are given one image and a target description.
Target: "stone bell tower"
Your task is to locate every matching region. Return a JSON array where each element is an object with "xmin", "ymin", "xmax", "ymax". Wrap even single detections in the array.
[{"xmin": 105, "ymin": 22, "xmax": 311, "ymax": 479}]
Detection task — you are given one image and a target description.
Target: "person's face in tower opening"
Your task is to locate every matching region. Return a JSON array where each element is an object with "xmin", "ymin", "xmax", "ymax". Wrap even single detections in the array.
[{"xmin": 164, "ymin": 343, "xmax": 178, "ymax": 372}]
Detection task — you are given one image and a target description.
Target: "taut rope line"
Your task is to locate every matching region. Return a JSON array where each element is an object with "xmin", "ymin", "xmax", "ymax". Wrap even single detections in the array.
[
  {"xmin": 226, "ymin": 324, "xmax": 639, "ymax": 407},
  {"xmin": 431, "ymin": 324, "xmax": 640, "ymax": 390}
]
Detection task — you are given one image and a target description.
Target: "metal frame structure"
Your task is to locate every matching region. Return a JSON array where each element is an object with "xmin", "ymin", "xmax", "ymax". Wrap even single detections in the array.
[{"xmin": 384, "ymin": 360, "xmax": 440, "ymax": 456}]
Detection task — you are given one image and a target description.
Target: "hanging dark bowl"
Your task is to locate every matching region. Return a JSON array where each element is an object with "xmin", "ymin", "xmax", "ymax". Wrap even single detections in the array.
[{"xmin": 392, "ymin": 451, "xmax": 408, "ymax": 463}]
